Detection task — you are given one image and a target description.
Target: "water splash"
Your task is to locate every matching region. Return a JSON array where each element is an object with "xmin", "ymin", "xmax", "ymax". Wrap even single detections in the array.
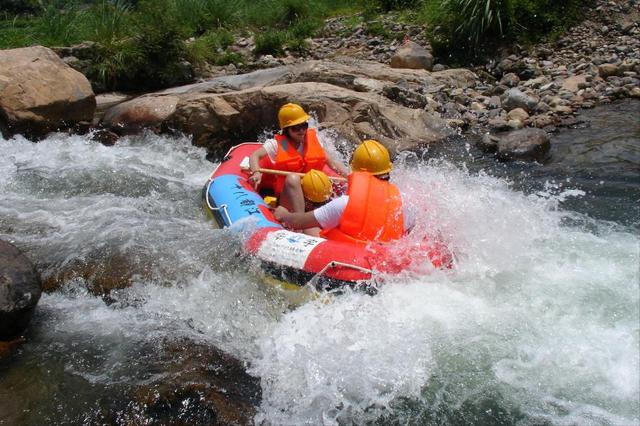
[{"xmin": 1, "ymin": 129, "xmax": 637, "ymax": 425}]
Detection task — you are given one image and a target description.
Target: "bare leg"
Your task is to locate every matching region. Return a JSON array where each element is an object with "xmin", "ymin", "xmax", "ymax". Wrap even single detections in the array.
[{"xmin": 279, "ymin": 174, "xmax": 305, "ymax": 213}]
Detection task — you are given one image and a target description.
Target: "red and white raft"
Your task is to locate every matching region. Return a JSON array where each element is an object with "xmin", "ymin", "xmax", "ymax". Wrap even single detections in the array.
[{"xmin": 202, "ymin": 143, "xmax": 453, "ymax": 290}]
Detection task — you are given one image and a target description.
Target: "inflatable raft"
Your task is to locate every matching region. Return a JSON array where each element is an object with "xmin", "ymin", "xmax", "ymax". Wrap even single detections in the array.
[{"xmin": 202, "ymin": 143, "xmax": 452, "ymax": 291}]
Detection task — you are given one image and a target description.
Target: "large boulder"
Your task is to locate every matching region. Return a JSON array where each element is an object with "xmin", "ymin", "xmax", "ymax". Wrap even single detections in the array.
[
  {"xmin": 0, "ymin": 240, "xmax": 42, "ymax": 339},
  {"xmin": 104, "ymin": 81, "xmax": 453, "ymax": 155},
  {"xmin": 159, "ymin": 59, "xmax": 477, "ymax": 96},
  {"xmin": 0, "ymin": 45, "xmax": 96, "ymax": 139},
  {"xmin": 102, "ymin": 59, "xmax": 468, "ymax": 155}
]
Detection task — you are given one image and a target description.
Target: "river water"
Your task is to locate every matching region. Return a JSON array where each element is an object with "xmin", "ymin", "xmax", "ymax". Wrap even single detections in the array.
[{"xmin": 0, "ymin": 100, "xmax": 638, "ymax": 425}]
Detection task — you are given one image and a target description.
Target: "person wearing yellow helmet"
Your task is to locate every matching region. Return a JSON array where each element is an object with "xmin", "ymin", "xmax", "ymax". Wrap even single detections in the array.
[
  {"xmin": 248, "ymin": 103, "xmax": 349, "ymax": 214},
  {"xmin": 301, "ymin": 170, "xmax": 333, "ymax": 204},
  {"xmin": 297, "ymin": 169, "xmax": 333, "ymax": 235},
  {"xmin": 275, "ymin": 140, "xmax": 414, "ymax": 241}
]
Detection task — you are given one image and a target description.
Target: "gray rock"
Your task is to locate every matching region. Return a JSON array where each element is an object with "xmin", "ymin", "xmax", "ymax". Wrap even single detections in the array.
[
  {"xmin": 501, "ymin": 88, "xmax": 538, "ymax": 112},
  {"xmin": 495, "ymin": 128, "xmax": 551, "ymax": 162},
  {"xmin": 0, "ymin": 240, "xmax": 42, "ymax": 339},
  {"xmin": 477, "ymin": 133, "xmax": 499, "ymax": 152}
]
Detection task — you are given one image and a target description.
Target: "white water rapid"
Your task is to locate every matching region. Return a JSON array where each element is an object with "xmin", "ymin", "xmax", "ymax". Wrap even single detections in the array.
[{"xmin": 0, "ymin": 127, "xmax": 638, "ymax": 425}]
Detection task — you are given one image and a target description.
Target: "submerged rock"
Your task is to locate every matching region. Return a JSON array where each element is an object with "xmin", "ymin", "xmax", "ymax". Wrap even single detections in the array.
[
  {"xmin": 128, "ymin": 339, "xmax": 261, "ymax": 425},
  {"xmin": 0, "ymin": 240, "xmax": 42, "ymax": 340}
]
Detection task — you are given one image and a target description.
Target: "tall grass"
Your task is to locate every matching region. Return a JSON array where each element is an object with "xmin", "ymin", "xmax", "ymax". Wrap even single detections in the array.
[
  {"xmin": 0, "ymin": 0, "xmax": 593, "ymax": 87},
  {"xmin": 417, "ymin": 0, "xmax": 591, "ymax": 59},
  {"xmin": 80, "ymin": 0, "xmax": 133, "ymax": 44},
  {"xmin": 441, "ymin": 0, "xmax": 508, "ymax": 49},
  {"xmin": 33, "ymin": 1, "xmax": 81, "ymax": 45}
]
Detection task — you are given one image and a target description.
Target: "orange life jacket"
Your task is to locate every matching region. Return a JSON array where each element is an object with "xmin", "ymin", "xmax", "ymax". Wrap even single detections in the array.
[
  {"xmin": 322, "ymin": 172, "xmax": 404, "ymax": 244},
  {"xmin": 262, "ymin": 128, "xmax": 326, "ymax": 194}
]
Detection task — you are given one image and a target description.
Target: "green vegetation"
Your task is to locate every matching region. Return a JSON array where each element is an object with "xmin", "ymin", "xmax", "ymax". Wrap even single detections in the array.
[
  {"xmin": 415, "ymin": 0, "xmax": 592, "ymax": 60},
  {"xmin": 0, "ymin": 0, "xmax": 591, "ymax": 89}
]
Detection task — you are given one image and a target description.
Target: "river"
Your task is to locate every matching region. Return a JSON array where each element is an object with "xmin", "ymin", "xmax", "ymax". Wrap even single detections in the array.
[{"xmin": 0, "ymin": 100, "xmax": 638, "ymax": 425}]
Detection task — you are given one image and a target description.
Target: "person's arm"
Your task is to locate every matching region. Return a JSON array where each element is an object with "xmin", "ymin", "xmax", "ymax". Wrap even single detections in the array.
[
  {"xmin": 248, "ymin": 146, "xmax": 268, "ymax": 188},
  {"xmin": 325, "ymin": 152, "xmax": 350, "ymax": 177},
  {"xmin": 274, "ymin": 206, "xmax": 321, "ymax": 229}
]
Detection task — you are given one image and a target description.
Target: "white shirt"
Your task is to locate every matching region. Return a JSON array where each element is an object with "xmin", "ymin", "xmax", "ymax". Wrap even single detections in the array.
[{"xmin": 313, "ymin": 194, "xmax": 415, "ymax": 232}]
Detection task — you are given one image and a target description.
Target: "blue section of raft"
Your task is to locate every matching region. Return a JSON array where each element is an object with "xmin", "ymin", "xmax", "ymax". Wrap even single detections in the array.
[{"xmin": 207, "ymin": 174, "xmax": 282, "ymax": 230}]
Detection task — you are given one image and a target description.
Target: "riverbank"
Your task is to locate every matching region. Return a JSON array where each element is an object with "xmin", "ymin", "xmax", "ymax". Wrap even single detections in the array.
[{"xmin": 57, "ymin": 0, "xmax": 640, "ymax": 146}]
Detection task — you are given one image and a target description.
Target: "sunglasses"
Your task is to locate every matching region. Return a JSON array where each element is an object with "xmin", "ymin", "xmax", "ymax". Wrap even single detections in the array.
[{"xmin": 289, "ymin": 122, "xmax": 309, "ymax": 132}]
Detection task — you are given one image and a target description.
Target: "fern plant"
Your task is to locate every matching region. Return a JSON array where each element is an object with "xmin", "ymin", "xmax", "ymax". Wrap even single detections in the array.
[{"xmin": 441, "ymin": 0, "xmax": 507, "ymax": 49}]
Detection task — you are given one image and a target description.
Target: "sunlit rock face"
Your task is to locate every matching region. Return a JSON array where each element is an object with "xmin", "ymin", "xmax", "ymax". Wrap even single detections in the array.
[
  {"xmin": 101, "ymin": 59, "xmax": 476, "ymax": 154},
  {"xmin": 0, "ymin": 46, "xmax": 95, "ymax": 139}
]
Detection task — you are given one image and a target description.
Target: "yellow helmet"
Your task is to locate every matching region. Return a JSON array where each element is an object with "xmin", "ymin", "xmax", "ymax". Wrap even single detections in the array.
[
  {"xmin": 350, "ymin": 139, "xmax": 392, "ymax": 175},
  {"xmin": 278, "ymin": 103, "xmax": 310, "ymax": 129},
  {"xmin": 301, "ymin": 170, "xmax": 332, "ymax": 203}
]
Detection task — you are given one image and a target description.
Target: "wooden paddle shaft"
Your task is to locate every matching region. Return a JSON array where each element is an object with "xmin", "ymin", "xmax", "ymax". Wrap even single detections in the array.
[{"xmin": 255, "ymin": 168, "xmax": 347, "ymax": 182}]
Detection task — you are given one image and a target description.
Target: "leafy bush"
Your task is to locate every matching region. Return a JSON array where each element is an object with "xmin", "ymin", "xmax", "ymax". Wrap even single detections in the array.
[
  {"xmin": 254, "ymin": 29, "xmax": 286, "ymax": 56},
  {"xmin": 285, "ymin": 36, "xmax": 309, "ymax": 54},
  {"xmin": 216, "ymin": 28, "xmax": 234, "ymax": 48},
  {"xmin": 441, "ymin": 0, "xmax": 508, "ymax": 49},
  {"xmin": 364, "ymin": 20, "xmax": 390, "ymax": 39},
  {"xmin": 185, "ymin": 29, "xmax": 238, "ymax": 66},
  {"xmin": 289, "ymin": 18, "xmax": 321, "ymax": 39},
  {"xmin": 507, "ymin": 0, "xmax": 585, "ymax": 42},
  {"xmin": 214, "ymin": 49, "xmax": 244, "ymax": 65},
  {"xmin": 375, "ymin": 0, "xmax": 419, "ymax": 11},
  {"xmin": 418, "ymin": 0, "xmax": 591, "ymax": 59},
  {"xmin": 185, "ymin": 32, "xmax": 219, "ymax": 66},
  {"xmin": 131, "ymin": 5, "xmax": 190, "ymax": 88},
  {"xmin": 86, "ymin": 38, "xmax": 142, "ymax": 90}
]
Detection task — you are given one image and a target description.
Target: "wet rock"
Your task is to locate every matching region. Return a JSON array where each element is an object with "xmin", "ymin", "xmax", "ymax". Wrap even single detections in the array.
[
  {"xmin": 41, "ymin": 248, "xmax": 151, "ymax": 300},
  {"xmin": 0, "ymin": 336, "xmax": 25, "ymax": 360},
  {"xmin": 495, "ymin": 128, "xmax": 551, "ymax": 162},
  {"xmin": 0, "ymin": 240, "xmax": 42, "ymax": 339},
  {"xmin": 129, "ymin": 340, "xmax": 261, "ymax": 425},
  {"xmin": 91, "ymin": 129, "xmax": 119, "ymax": 146},
  {"xmin": 0, "ymin": 46, "xmax": 96, "ymax": 139},
  {"xmin": 477, "ymin": 133, "xmax": 499, "ymax": 152}
]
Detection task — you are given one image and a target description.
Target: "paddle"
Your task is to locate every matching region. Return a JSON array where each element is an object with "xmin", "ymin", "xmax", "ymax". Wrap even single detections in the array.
[
  {"xmin": 253, "ymin": 167, "xmax": 347, "ymax": 182},
  {"xmin": 239, "ymin": 157, "xmax": 347, "ymax": 182}
]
